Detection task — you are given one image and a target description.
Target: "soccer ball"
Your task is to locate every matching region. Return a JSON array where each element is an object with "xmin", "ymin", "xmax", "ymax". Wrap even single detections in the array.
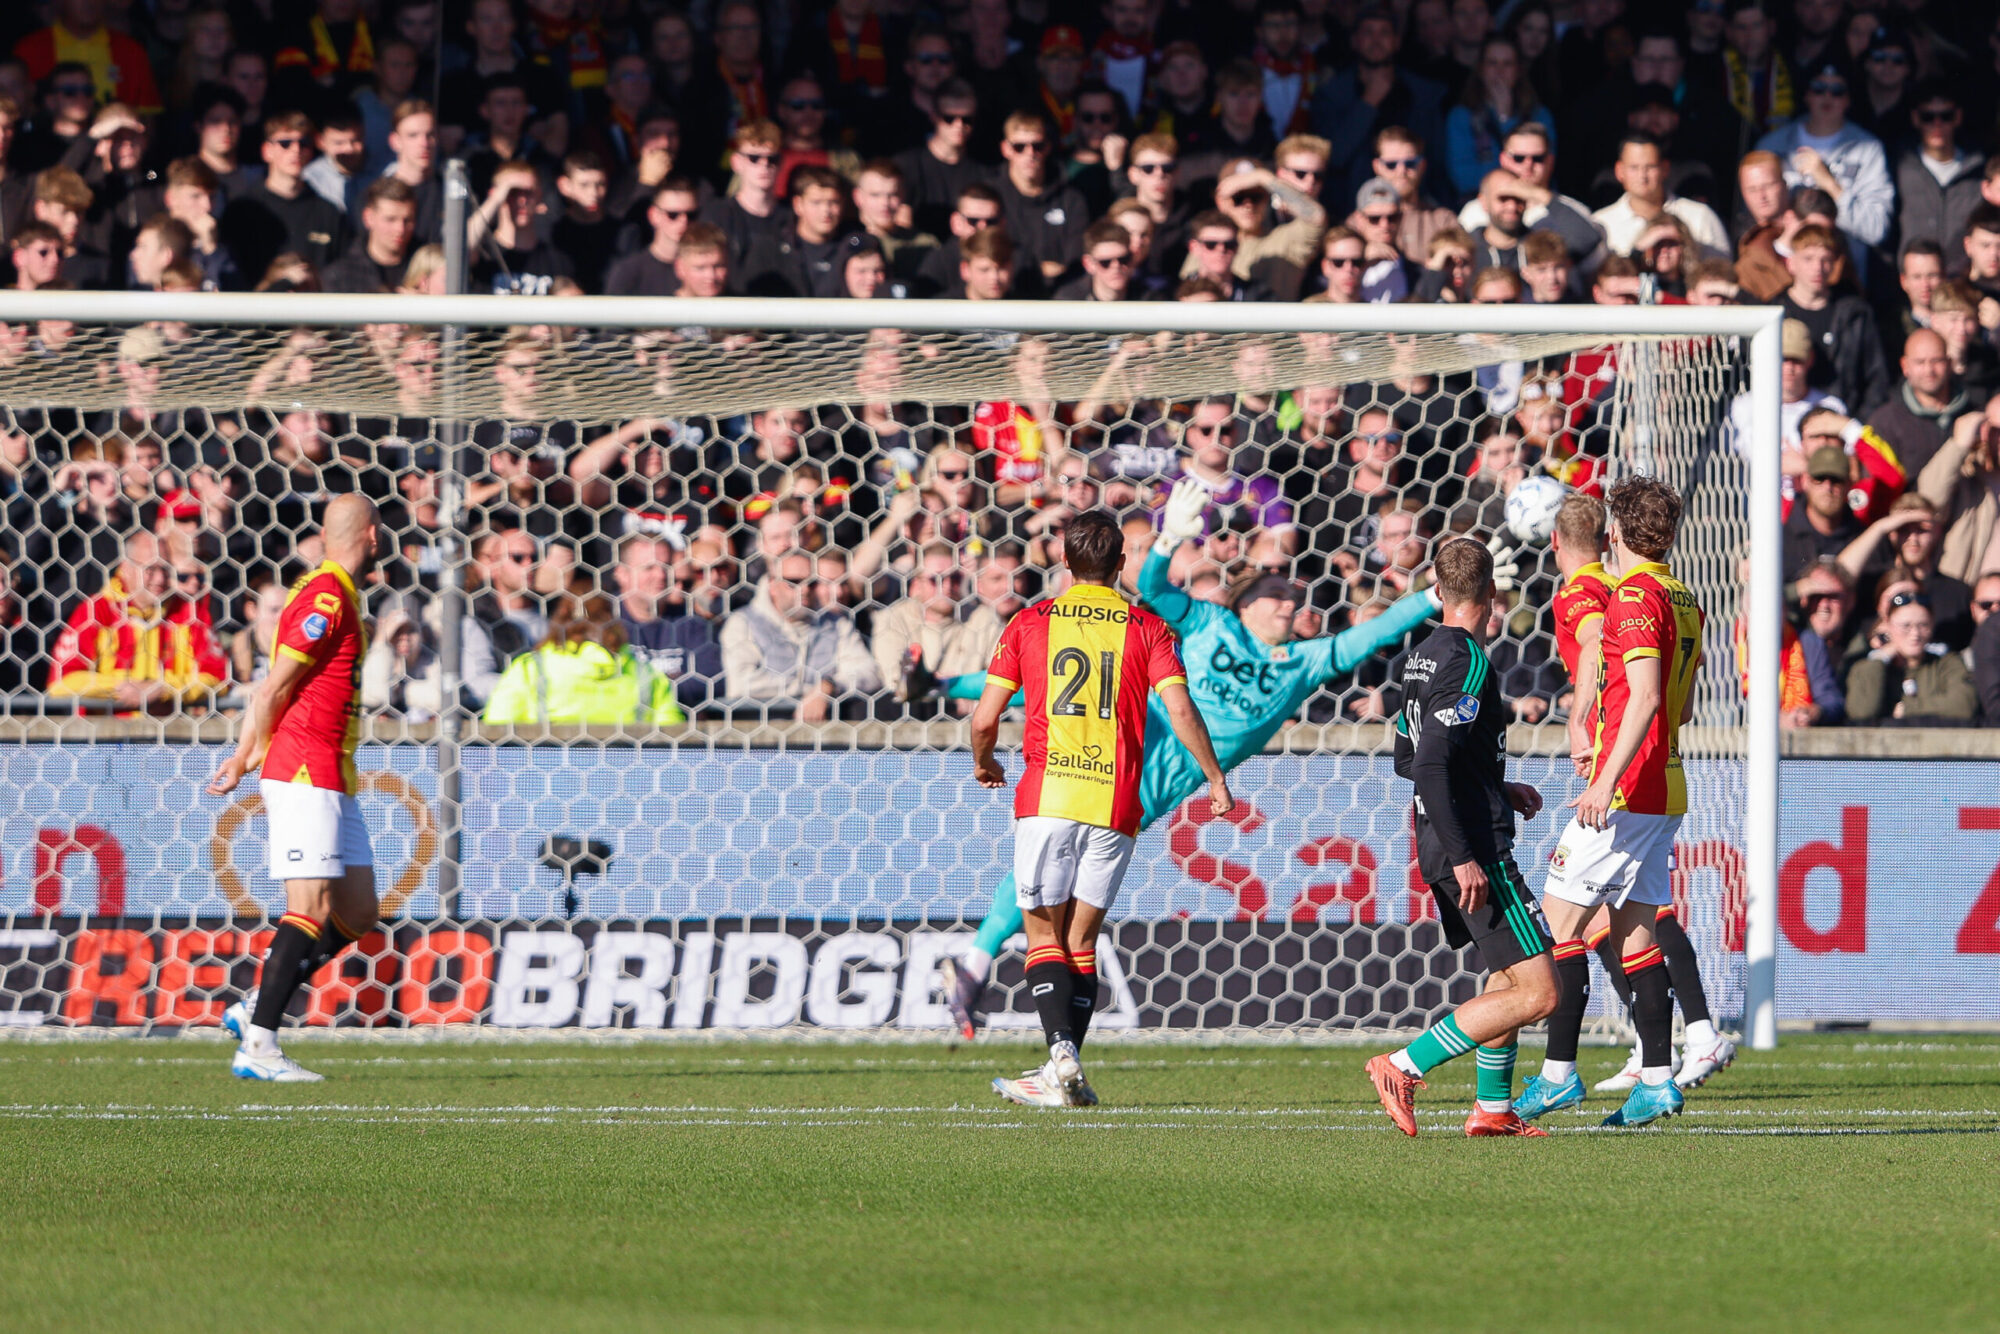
[{"xmin": 1504, "ymin": 474, "xmax": 1569, "ymax": 544}]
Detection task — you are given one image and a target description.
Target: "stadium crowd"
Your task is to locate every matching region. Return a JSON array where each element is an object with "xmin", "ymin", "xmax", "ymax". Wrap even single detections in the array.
[{"xmin": 0, "ymin": 0, "xmax": 1998, "ymax": 727}]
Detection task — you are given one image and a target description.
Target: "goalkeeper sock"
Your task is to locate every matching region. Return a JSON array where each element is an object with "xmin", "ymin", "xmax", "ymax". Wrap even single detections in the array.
[
  {"xmin": 1068, "ymin": 947, "xmax": 1098, "ymax": 1049},
  {"xmin": 1623, "ymin": 945, "xmax": 1673, "ymax": 1079},
  {"xmin": 250, "ymin": 914, "xmax": 320, "ymax": 1035},
  {"xmin": 1653, "ymin": 910, "xmax": 1712, "ymax": 1028},
  {"xmin": 1541, "ymin": 940, "xmax": 1590, "ymax": 1083},
  {"xmin": 1474, "ymin": 1043, "xmax": 1517, "ymax": 1112},
  {"xmin": 1395, "ymin": 1013, "xmax": 1475, "ymax": 1077},
  {"xmin": 1025, "ymin": 946, "xmax": 1075, "ymax": 1051},
  {"xmin": 967, "ymin": 876, "xmax": 1023, "ymax": 984}
]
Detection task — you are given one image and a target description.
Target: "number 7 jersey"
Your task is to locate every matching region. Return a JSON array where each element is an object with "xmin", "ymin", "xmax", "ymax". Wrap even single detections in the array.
[
  {"xmin": 986, "ymin": 583, "xmax": 1189, "ymax": 836},
  {"xmin": 1592, "ymin": 559, "xmax": 1705, "ymax": 816}
]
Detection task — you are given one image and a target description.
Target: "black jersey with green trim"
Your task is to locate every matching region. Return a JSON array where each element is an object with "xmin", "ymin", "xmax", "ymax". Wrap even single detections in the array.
[{"xmin": 1392, "ymin": 625, "xmax": 1514, "ymax": 885}]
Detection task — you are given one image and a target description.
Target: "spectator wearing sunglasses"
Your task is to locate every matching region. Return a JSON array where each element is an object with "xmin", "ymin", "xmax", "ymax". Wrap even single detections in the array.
[
  {"xmin": 1198, "ymin": 153, "xmax": 1326, "ymax": 301},
  {"xmin": 1754, "ymin": 59, "xmax": 1893, "ymax": 265},
  {"xmin": 1892, "ymin": 82, "xmax": 1983, "ymax": 266},
  {"xmin": 1851, "ymin": 22, "xmax": 1916, "ymax": 144},
  {"xmin": 604, "ymin": 178, "xmax": 698, "ymax": 296},
  {"xmin": 1308, "ymin": 9, "xmax": 1448, "ymax": 209},
  {"xmin": 1846, "ymin": 586, "xmax": 1979, "ymax": 723},
  {"xmin": 892, "ymin": 79, "xmax": 983, "ymax": 238},
  {"xmin": 219, "ymin": 112, "xmax": 352, "ymax": 282},
  {"xmin": 1970, "ymin": 571, "xmax": 2000, "ymax": 722},
  {"xmin": 1458, "ymin": 122, "xmax": 1605, "ymax": 278},
  {"xmin": 697, "ymin": 120, "xmax": 789, "ymax": 274},
  {"xmin": 993, "ymin": 109, "xmax": 1087, "ymax": 283}
]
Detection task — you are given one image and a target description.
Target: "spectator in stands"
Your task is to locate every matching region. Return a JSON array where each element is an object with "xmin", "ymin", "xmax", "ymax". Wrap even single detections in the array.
[
  {"xmin": 320, "ymin": 177, "xmax": 417, "ymax": 292},
  {"xmin": 468, "ymin": 159, "xmax": 571, "ymax": 296},
  {"xmin": 8, "ymin": 222, "xmax": 61, "ymax": 290},
  {"xmin": 1894, "ymin": 83, "xmax": 1983, "ymax": 265},
  {"xmin": 47, "ymin": 529, "xmax": 226, "ymax": 713},
  {"xmin": 1915, "ymin": 404, "xmax": 2000, "ymax": 587},
  {"xmin": 894, "ymin": 79, "xmax": 982, "ymax": 238},
  {"xmin": 1442, "ymin": 36, "xmax": 1552, "ymax": 202},
  {"xmin": 1785, "ymin": 441, "xmax": 1870, "ymax": 583},
  {"xmin": 1789, "ymin": 557, "xmax": 1855, "ymax": 726},
  {"xmin": 302, "ymin": 112, "xmax": 369, "ymax": 221},
  {"xmin": 871, "ymin": 541, "xmax": 1005, "ymax": 715},
  {"xmin": 1868, "ymin": 330, "xmax": 1977, "ymax": 484},
  {"xmin": 669, "ymin": 223, "xmax": 731, "ymax": 301},
  {"xmin": 482, "ymin": 593, "xmax": 686, "ymax": 728},
  {"xmin": 1846, "ymin": 588, "xmax": 1980, "ymax": 723},
  {"xmin": 1208, "ymin": 151, "xmax": 1327, "ymax": 301},
  {"xmin": 1310, "ymin": 10, "xmax": 1448, "ymax": 209},
  {"xmin": 1592, "ymin": 133, "xmax": 1729, "ymax": 259},
  {"xmin": 614, "ymin": 532, "xmax": 721, "ymax": 712},
  {"xmin": 1783, "ymin": 224, "xmax": 1891, "ymax": 415},
  {"xmin": 189, "ymin": 85, "xmax": 260, "ymax": 203},
  {"xmin": 851, "ymin": 160, "xmax": 936, "ymax": 290},
  {"xmin": 469, "ymin": 527, "xmax": 548, "ymax": 669},
  {"xmin": 1971, "ymin": 572, "xmax": 2000, "ymax": 723},
  {"xmin": 379, "ymin": 99, "xmax": 443, "ymax": 242},
  {"xmin": 700, "ymin": 120, "xmax": 789, "ymax": 272},
  {"xmin": 1056, "ymin": 219, "xmax": 1135, "ymax": 302},
  {"xmin": 1733, "ymin": 149, "xmax": 1793, "ymax": 302},
  {"xmin": 1458, "ymin": 121, "xmax": 1604, "ymax": 276},
  {"xmin": 1838, "ymin": 494, "xmax": 1975, "ymax": 650},
  {"xmin": 721, "ymin": 548, "xmax": 881, "ymax": 720},
  {"xmin": 1757, "ymin": 59, "xmax": 1893, "ymax": 263},
  {"xmin": 220, "ymin": 113, "xmax": 350, "ymax": 281},
  {"xmin": 741, "ymin": 165, "xmax": 858, "ymax": 298},
  {"xmin": 33, "ymin": 167, "xmax": 107, "ymax": 288},
  {"xmin": 604, "ymin": 178, "xmax": 698, "ymax": 297},
  {"xmin": 1926, "ymin": 283, "xmax": 2000, "ymax": 398},
  {"xmin": 15, "ymin": 7, "xmax": 160, "ymax": 115},
  {"xmin": 994, "ymin": 110, "xmax": 1086, "ymax": 283}
]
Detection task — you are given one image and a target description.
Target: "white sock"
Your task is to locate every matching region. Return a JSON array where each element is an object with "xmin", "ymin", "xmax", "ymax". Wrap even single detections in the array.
[
  {"xmin": 1389, "ymin": 1049, "xmax": 1421, "ymax": 1078},
  {"xmin": 960, "ymin": 948, "xmax": 992, "ymax": 985},
  {"xmin": 244, "ymin": 1024, "xmax": 282, "ymax": 1056},
  {"xmin": 1475, "ymin": 1099, "xmax": 1513, "ymax": 1113},
  {"xmin": 1640, "ymin": 1065, "xmax": 1673, "ymax": 1086},
  {"xmin": 1684, "ymin": 1019, "xmax": 1717, "ymax": 1048},
  {"xmin": 1540, "ymin": 1059, "xmax": 1576, "ymax": 1084}
]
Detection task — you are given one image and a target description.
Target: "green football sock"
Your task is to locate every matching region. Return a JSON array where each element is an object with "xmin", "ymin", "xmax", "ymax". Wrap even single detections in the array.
[
  {"xmin": 1399, "ymin": 1014, "xmax": 1475, "ymax": 1076},
  {"xmin": 1475, "ymin": 1043, "xmax": 1517, "ymax": 1107}
]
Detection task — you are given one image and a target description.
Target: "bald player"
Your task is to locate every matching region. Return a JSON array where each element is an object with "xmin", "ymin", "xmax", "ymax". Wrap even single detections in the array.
[{"xmin": 209, "ymin": 496, "xmax": 383, "ymax": 1081}]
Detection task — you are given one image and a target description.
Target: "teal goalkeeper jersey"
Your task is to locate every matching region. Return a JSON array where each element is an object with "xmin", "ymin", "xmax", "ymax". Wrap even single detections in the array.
[{"xmin": 948, "ymin": 550, "xmax": 1436, "ymax": 821}]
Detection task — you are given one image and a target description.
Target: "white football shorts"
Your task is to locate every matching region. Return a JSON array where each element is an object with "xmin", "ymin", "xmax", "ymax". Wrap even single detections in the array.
[
  {"xmin": 261, "ymin": 779, "xmax": 374, "ymax": 882},
  {"xmin": 1542, "ymin": 810, "xmax": 1680, "ymax": 910},
  {"xmin": 1014, "ymin": 816, "xmax": 1137, "ymax": 912}
]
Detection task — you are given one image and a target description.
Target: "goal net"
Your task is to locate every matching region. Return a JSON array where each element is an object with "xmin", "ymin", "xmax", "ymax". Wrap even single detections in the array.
[{"xmin": 0, "ymin": 294, "xmax": 1778, "ymax": 1041}]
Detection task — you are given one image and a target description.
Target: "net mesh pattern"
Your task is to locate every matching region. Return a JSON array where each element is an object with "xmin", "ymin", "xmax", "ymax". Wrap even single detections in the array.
[{"xmin": 0, "ymin": 313, "xmax": 1751, "ymax": 1036}]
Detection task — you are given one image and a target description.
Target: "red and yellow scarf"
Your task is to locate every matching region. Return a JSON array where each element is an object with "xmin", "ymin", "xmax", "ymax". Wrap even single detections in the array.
[{"xmin": 828, "ymin": 11, "xmax": 886, "ymax": 89}]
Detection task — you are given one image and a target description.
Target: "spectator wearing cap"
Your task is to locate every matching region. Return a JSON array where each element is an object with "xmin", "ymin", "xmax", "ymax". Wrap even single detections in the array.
[
  {"xmin": 614, "ymin": 531, "xmax": 722, "ymax": 713},
  {"xmin": 1754, "ymin": 60, "xmax": 1893, "ymax": 265},
  {"xmin": 1346, "ymin": 182, "xmax": 1423, "ymax": 299},
  {"xmin": 1592, "ymin": 132, "xmax": 1729, "ymax": 261},
  {"xmin": 1893, "ymin": 83, "xmax": 1984, "ymax": 267},
  {"xmin": 1782, "ymin": 223, "xmax": 1890, "ymax": 415},
  {"xmin": 1868, "ymin": 329, "xmax": 1980, "ymax": 483},
  {"xmin": 1784, "ymin": 440, "xmax": 1869, "ymax": 582},
  {"xmin": 1914, "ymin": 402, "xmax": 2000, "ymax": 587},
  {"xmin": 1200, "ymin": 153, "xmax": 1326, "ymax": 302},
  {"xmin": 1851, "ymin": 22, "xmax": 1916, "ymax": 143},
  {"xmin": 1457, "ymin": 121, "xmax": 1604, "ymax": 277},
  {"xmin": 1033, "ymin": 25, "xmax": 1088, "ymax": 139},
  {"xmin": 1846, "ymin": 587, "xmax": 1979, "ymax": 724},
  {"xmin": 994, "ymin": 110, "xmax": 1086, "ymax": 284},
  {"xmin": 741, "ymin": 165, "xmax": 859, "ymax": 298},
  {"xmin": 1970, "ymin": 572, "xmax": 2000, "ymax": 722},
  {"xmin": 1310, "ymin": 10, "xmax": 1448, "ymax": 209}
]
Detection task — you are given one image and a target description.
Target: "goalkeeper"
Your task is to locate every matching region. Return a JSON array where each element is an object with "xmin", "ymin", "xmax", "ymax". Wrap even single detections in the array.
[{"xmin": 936, "ymin": 479, "xmax": 1514, "ymax": 1038}]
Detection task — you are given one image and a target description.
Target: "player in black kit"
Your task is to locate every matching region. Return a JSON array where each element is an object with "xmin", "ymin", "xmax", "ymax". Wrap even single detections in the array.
[{"xmin": 1364, "ymin": 536, "xmax": 1560, "ymax": 1137}]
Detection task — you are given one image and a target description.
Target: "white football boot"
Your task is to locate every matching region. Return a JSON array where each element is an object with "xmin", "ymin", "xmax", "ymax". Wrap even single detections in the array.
[
  {"xmin": 221, "ymin": 991, "xmax": 256, "ymax": 1040},
  {"xmin": 992, "ymin": 1063, "xmax": 1067, "ymax": 1109},
  {"xmin": 230, "ymin": 1044, "xmax": 324, "ymax": 1083},
  {"xmin": 1593, "ymin": 1043, "xmax": 1681, "ymax": 1093},
  {"xmin": 1675, "ymin": 1031, "xmax": 1737, "ymax": 1089}
]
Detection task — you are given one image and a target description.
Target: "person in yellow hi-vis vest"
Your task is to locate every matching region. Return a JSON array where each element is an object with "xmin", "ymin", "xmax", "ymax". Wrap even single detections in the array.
[{"xmin": 481, "ymin": 595, "xmax": 686, "ymax": 726}]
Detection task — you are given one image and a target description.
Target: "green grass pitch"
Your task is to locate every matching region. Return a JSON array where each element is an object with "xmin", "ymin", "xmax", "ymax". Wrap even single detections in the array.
[{"xmin": 3, "ymin": 1034, "xmax": 1995, "ymax": 1332}]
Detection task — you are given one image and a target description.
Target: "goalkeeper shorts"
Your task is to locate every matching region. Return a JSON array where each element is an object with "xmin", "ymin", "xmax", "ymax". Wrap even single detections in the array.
[
  {"xmin": 261, "ymin": 779, "xmax": 374, "ymax": 882},
  {"xmin": 1013, "ymin": 816, "xmax": 1136, "ymax": 912}
]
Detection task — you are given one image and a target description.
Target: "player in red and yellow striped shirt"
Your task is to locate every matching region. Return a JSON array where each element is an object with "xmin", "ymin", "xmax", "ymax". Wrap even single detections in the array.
[
  {"xmin": 970, "ymin": 512, "xmax": 1231, "ymax": 1107},
  {"xmin": 206, "ymin": 496, "xmax": 385, "ymax": 1084}
]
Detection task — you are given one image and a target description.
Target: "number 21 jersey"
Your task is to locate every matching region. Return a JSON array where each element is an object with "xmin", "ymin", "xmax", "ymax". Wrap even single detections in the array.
[{"xmin": 986, "ymin": 583, "xmax": 1188, "ymax": 836}]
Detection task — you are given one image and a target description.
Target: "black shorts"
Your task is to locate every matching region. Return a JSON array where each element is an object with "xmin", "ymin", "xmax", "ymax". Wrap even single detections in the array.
[{"xmin": 1428, "ymin": 855, "xmax": 1553, "ymax": 973}]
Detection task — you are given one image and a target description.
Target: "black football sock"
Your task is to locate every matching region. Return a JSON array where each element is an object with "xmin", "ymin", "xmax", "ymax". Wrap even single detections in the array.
[
  {"xmin": 1591, "ymin": 932, "xmax": 1631, "ymax": 1008},
  {"xmin": 1623, "ymin": 945, "xmax": 1674, "ymax": 1075},
  {"xmin": 250, "ymin": 914, "xmax": 321, "ymax": 1032},
  {"xmin": 1653, "ymin": 910, "xmax": 1711, "ymax": 1027},
  {"xmin": 1068, "ymin": 945, "xmax": 1099, "ymax": 1050},
  {"xmin": 291, "ymin": 913, "xmax": 362, "ymax": 993},
  {"xmin": 1024, "ymin": 946, "xmax": 1076, "ymax": 1051},
  {"xmin": 1545, "ymin": 940, "xmax": 1590, "ymax": 1065}
]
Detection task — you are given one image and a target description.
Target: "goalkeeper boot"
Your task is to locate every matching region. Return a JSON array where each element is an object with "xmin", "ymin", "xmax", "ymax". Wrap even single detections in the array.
[
  {"xmin": 1601, "ymin": 1079, "xmax": 1685, "ymax": 1128},
  {"xmin": 1514, "ymin": 1071, "xmax": 1586, "ymax": 1121},
  {"xmin": 1065, "ymin": 1071, "xmax": 1099, "ymax": 1107},
  {"xmin": 1463, "ymin": 1106, "xmax": 1549, "ymax": 1137},
  {"xmin": 1593, "ymin": 1044, "xmax": 1644, "ymax": 1093},
  {"xmin": 993, "ymin": 1064, "xmax": 1066, "ymax": 1109},
  {"xmin": 1364, "ymin": 1054, "xmax": 1425, "ymax": 1137},
  {"xmin": 221, "ymin": 991, "xmax": 256, "ymax": 1041},
  {"xmin": 939, "ymin": 956, "xmax": 981, "ymax": 1042},
  {"xmin": 1047, "ymin": 1039, "xmax": 1085, "ymax": 1103},
  {"xmin": 229, "ymin": 1045, "xmax": 324, "ymax": 1083},
  {"xmin": 1676, "ymin": 1032, "xmax": 1737, "ymax": 1089}
]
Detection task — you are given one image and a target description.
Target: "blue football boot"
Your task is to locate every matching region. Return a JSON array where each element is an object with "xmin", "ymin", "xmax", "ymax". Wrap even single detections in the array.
[
  {"xmin": 1601, "ymin": 1079, "xmax": 1686, "ymax": 1128},
  {"xmin": 1514, "ymin": 1071, "xmax": 1587, "ymax": 1121}
]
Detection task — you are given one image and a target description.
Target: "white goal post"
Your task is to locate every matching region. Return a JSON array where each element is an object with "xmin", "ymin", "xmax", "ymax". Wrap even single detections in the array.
[{"xmin": 0, "ymin": 291, "xmax": 1781, "ymax": 1047}]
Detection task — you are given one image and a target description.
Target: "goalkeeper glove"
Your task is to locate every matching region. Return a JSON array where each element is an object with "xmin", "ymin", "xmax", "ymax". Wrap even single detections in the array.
[
  {"xmin": 1424, "ymin": 536, "xmax": 1522, "ymax": 609},
  {"xmin": 1153, "ymin": 476, "xmax": 1209, "ymax": 556}
]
